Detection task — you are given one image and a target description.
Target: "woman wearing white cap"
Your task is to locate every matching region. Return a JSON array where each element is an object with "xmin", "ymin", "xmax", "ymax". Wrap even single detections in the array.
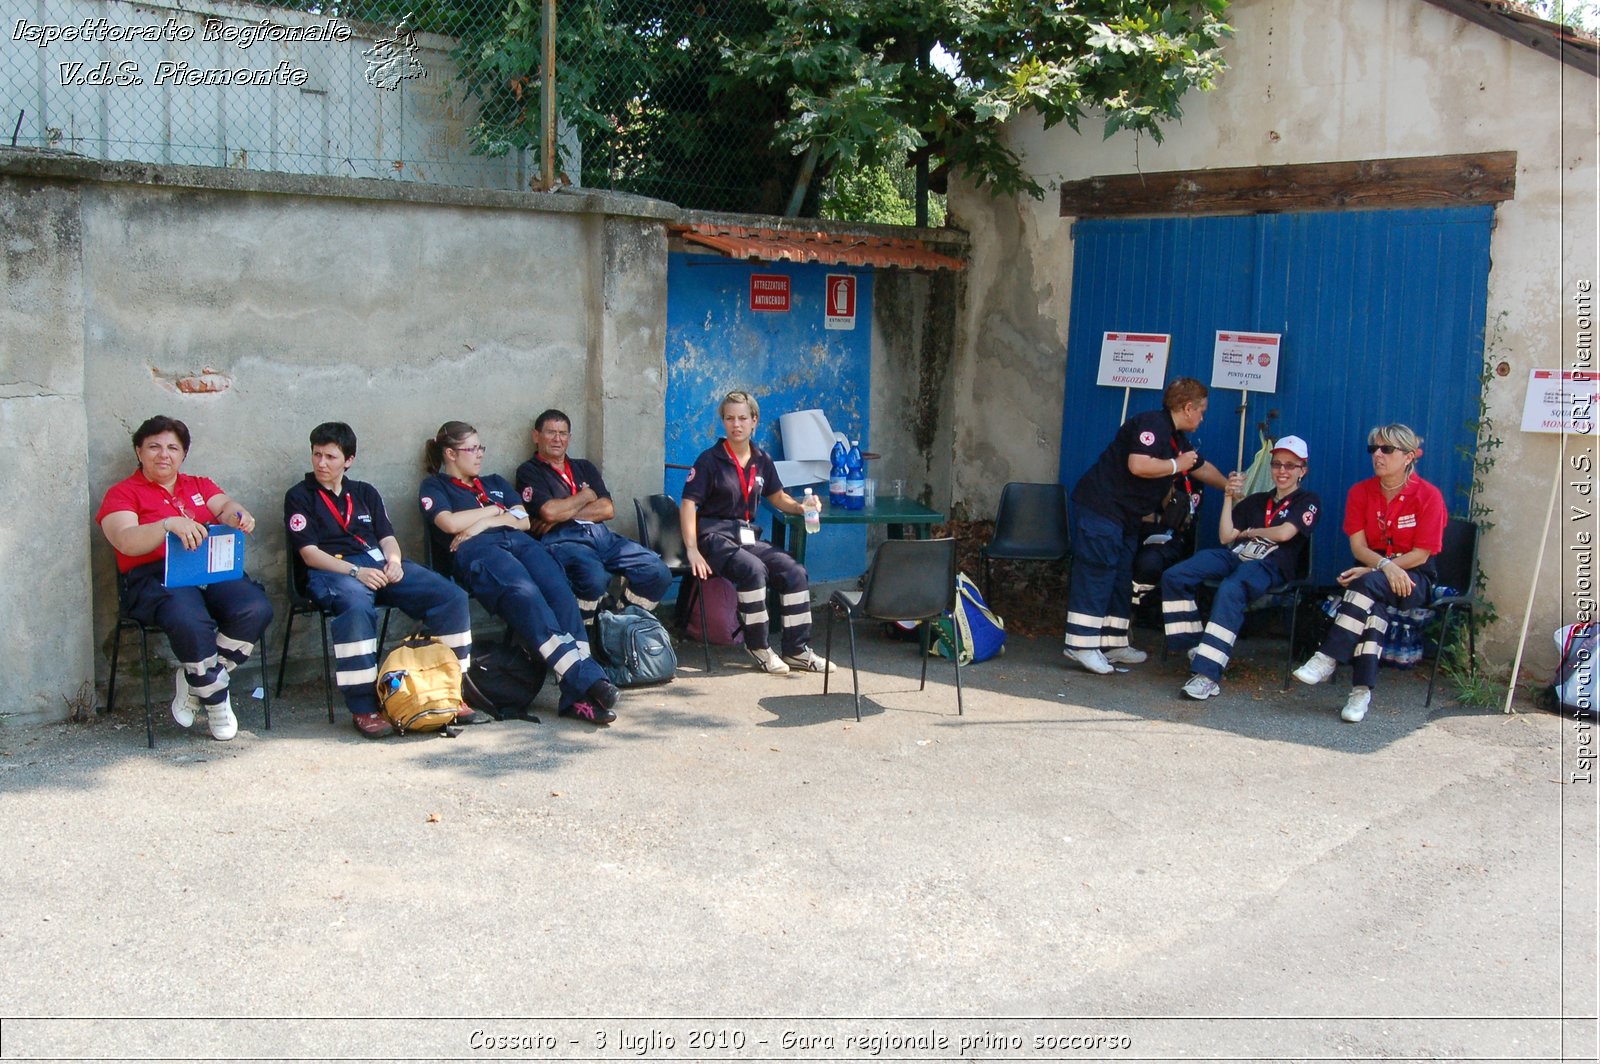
[{"xmin": 1161, "ymin": 435, "xmax": 1321, "ymax": 700}]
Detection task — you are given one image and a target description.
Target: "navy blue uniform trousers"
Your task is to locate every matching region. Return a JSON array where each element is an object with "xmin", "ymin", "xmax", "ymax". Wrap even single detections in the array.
[
  {"xmin": 543, "ymin": 523, "xmax": 672, "ymax": 624},
  {"xmin": 120, "ymin": 563, "xmax": 273, "ymax": 709},
  {"xmin": 1160, "ymin": 549, "xmax": 1280, "ymax": 681}
]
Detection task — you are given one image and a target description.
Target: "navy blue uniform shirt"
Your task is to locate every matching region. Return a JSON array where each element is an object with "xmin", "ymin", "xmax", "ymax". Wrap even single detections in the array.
[
  {"xmin": 285, "ymin": 475, "xmax": 395, "ymax": 559},
  {"xmin": 1229, "ymin": 486, "xmax": 1321, "ymax": 579},
  {"xmin": 682, "ymin": 439, "xmax": 782, "ymax": 523},
  {"xmin": 419, "ymin": 472, "xmax": 524, "ymax": 573},
  {"xmin": 515, "ymin": 455, "xmax": 609, "ymax": 536},
  {"xmin": 1072, "ymin": 409, "xmax": 1203, "ymax": 531}
]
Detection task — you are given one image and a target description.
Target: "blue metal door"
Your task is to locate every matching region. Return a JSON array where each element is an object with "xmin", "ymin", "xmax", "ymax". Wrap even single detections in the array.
[{"xmin": 1060, "ymin": 206, "xmax": 1492, "ymax": 584}]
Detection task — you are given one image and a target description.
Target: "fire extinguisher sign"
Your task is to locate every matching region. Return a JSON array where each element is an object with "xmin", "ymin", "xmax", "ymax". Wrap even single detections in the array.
[{"xmin": 824, "ymin": 274, "xmax": 857, "ymax": 330}]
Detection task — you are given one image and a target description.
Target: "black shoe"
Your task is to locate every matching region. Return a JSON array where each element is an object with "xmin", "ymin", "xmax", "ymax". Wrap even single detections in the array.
[
  {"xmin": 453, "ymin": 707, "xmax": 491, "ymax": 725},
  {"xmin": 559, "ymin": 700, "xmax": 617, "ymax": 725},
  {"xmin": 586, "ymin": 678, "xmax": 620, "ymax": 710}
]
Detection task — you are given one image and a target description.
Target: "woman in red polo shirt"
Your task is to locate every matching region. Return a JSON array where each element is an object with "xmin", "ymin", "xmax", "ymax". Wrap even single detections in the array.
[
  {"xmin": 96, "ymin": 416, "xmax": 273, "ymax": 741},
  {"xmin": 1292, "ymin": 423, "xmax": 1445, "ymax": 723}
]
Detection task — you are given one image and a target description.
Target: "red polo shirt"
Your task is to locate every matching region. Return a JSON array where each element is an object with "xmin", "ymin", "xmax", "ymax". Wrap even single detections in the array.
[
  {"xmin": 96, "ymin": 470, "xmax": 225, "ymax": 572},
  {"xmin": 1342, "ymin": 473, "xmax": 1446, "ymax": 558}
]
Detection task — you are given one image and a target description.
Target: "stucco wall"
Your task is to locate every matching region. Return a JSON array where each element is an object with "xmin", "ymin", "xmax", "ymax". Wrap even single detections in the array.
[
  {"xmin": 0, "ymin": 151, "xmax": 672, "ymax": 724},
  {"xmin": 946, "ymin": 0, "xmax": 1598, "ymax": 669}
]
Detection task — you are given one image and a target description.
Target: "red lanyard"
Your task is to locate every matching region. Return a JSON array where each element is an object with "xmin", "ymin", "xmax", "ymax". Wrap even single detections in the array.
[
  {"xmin": 316, "ymin": 488, "xmax": 369, "ymax": 547},
  {"xmin": 723, "ymin": 441, "xmax": 757, "ymax": 521},
  {"xmin": 1375, "ymin": 491, "xmax": 1405, "ymax": 554},
  {"xmin": 1263, "ymin": 493, "xmax": 1291, "ymax": 528},
  {"xmin": 451, "ymin": 476, "xmax": 505, "ymax": 512},
  {"xmin": 544, "ymin": 458, "xmax": 578, "ymax": 496},
  {"xmin": 1169, "ymin": 434, "xmax": 1193, "ymax": 494}
]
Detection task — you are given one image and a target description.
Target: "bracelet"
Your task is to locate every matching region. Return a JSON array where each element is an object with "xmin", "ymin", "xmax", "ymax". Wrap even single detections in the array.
[
  {"xmin": 1169, "ymin": 458, "xmax": 1178, "ymax": 476},
  {"xmin": 1376, "ymin": 557, "xmax": 1391, "ymax": 569}
]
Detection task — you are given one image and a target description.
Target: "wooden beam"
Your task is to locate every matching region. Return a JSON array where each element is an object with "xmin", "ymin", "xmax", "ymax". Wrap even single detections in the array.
[
  {"xmin": 1419, "ymin": 0, "xmax": 1599, "ymax": 78},
  {"xmin": 1059, "ymin": 152, "xmax": 1517, "ymax": 218}
]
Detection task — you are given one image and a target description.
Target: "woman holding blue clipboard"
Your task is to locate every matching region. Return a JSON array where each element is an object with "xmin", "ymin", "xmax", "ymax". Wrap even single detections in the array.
[{"xmin": 97, "ymin": 416, "xmax": 273, "ymax": 741}]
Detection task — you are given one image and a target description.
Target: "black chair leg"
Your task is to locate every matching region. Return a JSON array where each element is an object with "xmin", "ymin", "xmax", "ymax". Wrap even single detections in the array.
[
  {"xmin": 696, "ymin": 579, "xmax": 712, "ymax": 673},
  {"xmin": 138, "ymin": 628, "xmax": 154, "ymax": 750},
  {"xmin": 319, "ymin": 614, "xmax": 335, "ymax": 724},
  {"xmin": 953, "ymin": 635, "xmax": 963, "ymax": 716},
  {"xmin": 276, "ymin": 608, "xmax": 296, "ymax": 697},
  {"xmin": 845, "ymin": 616, "xmax": 861, "ymax": 721},
  {"xmin": 1426, "ymin": 604, "xmax": 1455, "ymax": 708},
  {"xmin": 106, "ymin": 621, "xmax": 123, "ymax": 715},
  {"xmin": 823, "ymin": 608, "xmax": 835, "ymax": 695},
  {"xmin": 1282, "ymin": 593, "xmax": 1301, "ymax": 690},
  {"xmin": 257, "ymin": 626, "xmax": 272, "ymax": 731},
  {"xmin": 918, "ymin": 622, "xmax": 930, "ymax": 692}
]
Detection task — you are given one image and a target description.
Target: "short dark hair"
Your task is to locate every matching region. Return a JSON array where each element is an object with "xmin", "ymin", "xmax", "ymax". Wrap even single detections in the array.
[
  {"xmin": 310, "ymin": 421, "xmax": 357, "ymax": 459},
  {"xmin": 534, "ymin": 409, "xmax": 571, "ymax": 431},
  {"xmin": 1163, "ymin": 377, "xmax": 1209, "ymax": 413},
  {"xmin": 132, "ymin": 415, "xmax": 190, "ymax": 454}
]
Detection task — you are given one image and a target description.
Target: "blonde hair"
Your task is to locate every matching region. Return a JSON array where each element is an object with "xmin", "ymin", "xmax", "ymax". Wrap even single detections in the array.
[
  {"xmin": 1368, "ymin": 423, "xmax": 1423, "ymax": 454},
  {"xmin": 719, "ymin": 390, "xmax": 759, "ymax": 419}
]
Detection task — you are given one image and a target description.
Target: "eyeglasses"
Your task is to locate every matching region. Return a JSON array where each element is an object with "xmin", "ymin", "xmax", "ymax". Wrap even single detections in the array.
[
  {"xmin": 1269, "ymin": 461, "xmax": 1305, "ymax": 471},
  {"xmin": 452, "ymin": 444, "xmax": 487, "ymax": 455},
  {"xmin": 1367, "ymin": 444, "xmax": 1407, "ymax": 455}
]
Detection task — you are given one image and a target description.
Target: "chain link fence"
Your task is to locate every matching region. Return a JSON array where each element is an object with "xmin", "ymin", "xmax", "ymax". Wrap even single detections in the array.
[{"xmin": 2, "ymin": 0, "xmax": 804, "ymax": 212}]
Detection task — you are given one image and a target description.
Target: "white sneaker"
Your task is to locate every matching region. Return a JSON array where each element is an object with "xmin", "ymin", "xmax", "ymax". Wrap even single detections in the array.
[
  {"xmin": 206, "ymin": 697, "xmax": 238, "ymax": 741},
  {"xmin": 1182, "ymin": 673, "xmax": 1221, "ymax": 700},
  {"xmin": 1341, "ymin": 687, "xmax": 1372, "ymax": 723},
  {"xmin": 1103, "ymin": 646, "xmax": 1147, "ymax": 665},
  {"xmin": 1293, "ymin": 652, "xmax": 1337, "ymax": 686},
  {"xmin": 1186, "ymin": 646, "xmax": 1199, "ymax": 665},
  {"xmin": 1063, "ymin": 647, "xmax": 1114, "ymax": 675},
  {"xmin": 783, "ymin": 648, "xmax": 836, "ymax": 673},
  {"xmin": 171, "ymin": 671, "xmax": 199, "ymax": 728},
  {"xmin": 747, "ymin": 647, "xmax": 791, "ymax": 675}
]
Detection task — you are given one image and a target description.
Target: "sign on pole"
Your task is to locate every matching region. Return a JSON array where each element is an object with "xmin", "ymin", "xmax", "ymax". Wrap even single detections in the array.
[
  {"xmin": 1519, "ymin": 369, "xmax": 1597, "ymax": 434},
  {"xmin": 1210, "ymin": 332, "xmax": 1282, "ymax": 393},
  {"xmin": 1095, "ymin": 332, "xmax": 1171, "ymax": 390}
]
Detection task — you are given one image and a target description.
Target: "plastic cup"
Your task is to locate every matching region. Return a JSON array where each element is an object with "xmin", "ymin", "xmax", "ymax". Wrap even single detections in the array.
[
  {"xmin": 864, "ymin": 478, "xmax": 877, "ymax": 506},
  {"xmin": 889, "ymin": 478, "xmax": 906, "ymax": 499}
]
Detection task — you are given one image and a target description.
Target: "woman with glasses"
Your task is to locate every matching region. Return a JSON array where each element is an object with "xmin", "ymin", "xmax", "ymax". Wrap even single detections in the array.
[
  {"xmin": 96, "ymin": 415, "xmax": 273, "ymax": 740},
  {"xmin": 420, "ymin": 421, "xmax": 620, "ymax": 724},
  {"xmin": 1162, "ymin": 436, "xmax": 1320, "ymax": 701},
  {"xmin": 1293, "ymin": 424, "xmax": 1445, "ymax": 722}
]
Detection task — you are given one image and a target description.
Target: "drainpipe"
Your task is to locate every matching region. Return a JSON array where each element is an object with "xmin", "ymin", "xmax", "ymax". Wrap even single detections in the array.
[{"xmin": 541, "ymin": 0, "xmax": 556, "ymax": 188}]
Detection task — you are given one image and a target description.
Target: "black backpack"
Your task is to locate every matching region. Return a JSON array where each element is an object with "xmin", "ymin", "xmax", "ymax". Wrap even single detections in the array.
[
  {"xmin": 462, "ymin": 639, "xmax": 546, "ymax": 721},
  {"xmin": 597, "ymin": 605, "xmax": 677, "ymax": 687}
]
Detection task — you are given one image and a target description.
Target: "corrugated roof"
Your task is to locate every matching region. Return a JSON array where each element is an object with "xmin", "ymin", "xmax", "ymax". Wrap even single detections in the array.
[{"xmin": 674, "ymin": 223, "xmax": 964, "ymax": 271}]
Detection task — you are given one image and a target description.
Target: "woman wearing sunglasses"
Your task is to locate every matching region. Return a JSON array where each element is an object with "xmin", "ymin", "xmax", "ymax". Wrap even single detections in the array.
[
  {"xmin": 1161, "ymin": 435, "xmax": 1320, "ymax": 700},
  {"xmin": 420, "ymin": 421, "xmax": 621, "ymax": 724},
  {"xmin": 1293, "ymin": 424, "xmax": 1446, "ymax": 722}
]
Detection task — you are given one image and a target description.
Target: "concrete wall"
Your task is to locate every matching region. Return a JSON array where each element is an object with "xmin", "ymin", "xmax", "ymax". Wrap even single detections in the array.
[
  {"xmin": 946, "ymin": 0, "xmax": 1598, "ymax": 669},
  {"xmin": 0, "ymin": 150, "xmax": 672, "ymax": 725}
]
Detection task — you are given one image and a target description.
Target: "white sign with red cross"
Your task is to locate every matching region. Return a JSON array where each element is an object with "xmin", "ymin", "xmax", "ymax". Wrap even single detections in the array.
[
  {"xmin": 1095, "ymin": 332, "xmax": 1170, "ymax": 390},
  {"xmin": 1211, "ymin": 331, "xmax": 1282, "ymax": 393}
]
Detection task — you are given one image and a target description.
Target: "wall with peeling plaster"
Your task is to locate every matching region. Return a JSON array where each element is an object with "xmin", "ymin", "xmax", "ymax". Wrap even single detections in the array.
[{"xmin": 946, "ymin": 0, "xmax": 1598, "ymax": 669}]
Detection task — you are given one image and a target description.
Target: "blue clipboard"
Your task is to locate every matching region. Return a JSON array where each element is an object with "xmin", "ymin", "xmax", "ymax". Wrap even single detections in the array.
[{"xmin": 163, "ymin": 525, "xmax": 246, "ymax": 588}]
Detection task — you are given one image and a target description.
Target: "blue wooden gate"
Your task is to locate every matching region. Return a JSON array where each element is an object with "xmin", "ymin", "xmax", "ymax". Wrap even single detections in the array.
[{"xmin": 1060, "ymin": 206, "xmax": 1493, "ymax": 584}]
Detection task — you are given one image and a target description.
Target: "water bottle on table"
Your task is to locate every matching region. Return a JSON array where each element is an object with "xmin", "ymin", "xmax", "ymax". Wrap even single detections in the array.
[
  {"xmin": 802, "ymin": 488, "xmax": 822, "ymax": 534},
  {"xmin": 829, "ymin": 441, "xmax": 848, "ymax": 506},
  {"xmin": 845, "ymin": 439, "xmax": 865, "ymax": 510}
]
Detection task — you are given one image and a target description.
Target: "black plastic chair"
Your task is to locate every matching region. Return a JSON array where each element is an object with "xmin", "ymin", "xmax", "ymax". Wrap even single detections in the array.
[
  {"xmin": 635, "ymin": 494, "xmax": 712, "ymax": 672},
  {"xmin": 1426, "ymin": 518, "xmax": 1480, "ymax": 707},
  {"xmin": 823, "ymin": 537, "xmax": 962, "ymax": 721},
  {"xmin": 106, "ymin": 591, "xmax": 272, "ymax": 749},
  {"xmin": 981, "ymin": 482, "xmax": 1071, "ymax": 604},
  {"xmin": 277, "ymin": 546, "xmax": 392, "ymax": 723}
]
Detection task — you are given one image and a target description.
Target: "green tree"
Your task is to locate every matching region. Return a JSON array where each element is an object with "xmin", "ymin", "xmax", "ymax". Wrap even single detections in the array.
[{"xmin": 455, "ymin": 0, "xmax": 1231, "ymax": 214}]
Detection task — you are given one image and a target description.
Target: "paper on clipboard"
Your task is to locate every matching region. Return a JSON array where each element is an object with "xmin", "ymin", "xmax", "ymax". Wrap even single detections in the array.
[{"xmin": 163, "ymin": 525, "xmax": 246, "ymax": 588}]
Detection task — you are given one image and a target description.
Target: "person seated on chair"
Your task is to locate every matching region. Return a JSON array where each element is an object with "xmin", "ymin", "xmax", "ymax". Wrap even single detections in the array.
[
  {"xmin": 1293, "ymin": 423, "xmax": 1445, "ymax": 723},
  {"xmin": 1064, "ymin": 377, "xmax": 1230, "ymax": 675},
  {"xmin": 96, "ymin": 415, "xmax": 273, "ymax": 741},
  {"xmin": 679, "ymin": 390, "xmax": 834, "ymax": 675},
  {"xmin": 1162, "ymin": 435, "xmax": 1320, "ymax": 700},
  {"xmin": 515, "ymin": 408, "xmax": 671, "ymax": 630},
  {"xmin": 420, "ymin": 420, "xmax": 621, "ymax": 725},
  {"xmin": 284, "ymin": 422, "xmax": 482, "ymax": 739}
]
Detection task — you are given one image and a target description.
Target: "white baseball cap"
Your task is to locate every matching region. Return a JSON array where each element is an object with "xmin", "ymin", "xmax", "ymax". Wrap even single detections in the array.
[{"xmin": 1272, "ymin": 435, "xmax": 1309, "ymax": 461}]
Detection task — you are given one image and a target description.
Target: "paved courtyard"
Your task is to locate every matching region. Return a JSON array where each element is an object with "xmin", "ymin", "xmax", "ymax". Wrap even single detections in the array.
[{"xmin": 1, "ymin": 626, "xmax": 1594, "ymax": 1062}]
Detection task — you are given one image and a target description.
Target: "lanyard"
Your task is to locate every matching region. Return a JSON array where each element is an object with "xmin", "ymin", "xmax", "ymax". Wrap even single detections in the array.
[
  {"xmin": 544, "ymin": 457, "xmax": 578, "ymax": 496},
  {"xmin": 1263, "ymin": 493, "xmax": 1292, "ymax": 528},
  {"xmin": 723, "ymin": 441, "xmax": 757, "ymax": 521},
  {"xmin": 1169, "ymin": 434, "xmax": 1193, "ymax": 495},
  {"xmin": 316, "ymin": 487, "xmax": 369, "ymax": 547},
  {"xmin": 451, "ymin": 476, "xmax": 505, "ymax": 512}
]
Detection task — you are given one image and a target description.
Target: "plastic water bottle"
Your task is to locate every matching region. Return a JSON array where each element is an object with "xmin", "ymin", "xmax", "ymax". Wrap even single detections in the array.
[
  {"xmin": 845, "ymin": 439, "xmax": 865, "ymax": 510},
  {"xmin": 802, "ymin": 488, "xmax": 822, "ymax": 534},
  {"xmin": 828, "ymin": 441, "xmax": 848, "ymax": 506}
]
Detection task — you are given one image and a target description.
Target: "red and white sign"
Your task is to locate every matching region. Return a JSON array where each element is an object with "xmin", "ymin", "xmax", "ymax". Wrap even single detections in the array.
[
  {"xmin": 1211, "ymin": 331, "xmax": 1282, "ymax": 393},
  {"xmin": 1521, "ymin": 368, "xmax": 1598, "ymax": 434},
  {"xmin": 750, "ymin": 274, "xmax": 791, "ymax": 313},
  {"xmin": 1095, "ymin": 332, "xmax": 1170, "ymax": 390},
  {"xmin": 824, "ymin": 274, "xmax": 857, "ymax": 330}
]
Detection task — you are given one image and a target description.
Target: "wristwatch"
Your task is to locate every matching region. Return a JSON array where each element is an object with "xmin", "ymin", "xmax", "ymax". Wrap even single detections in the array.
[{"xmin": 348, "ymin": 565, "xmax": 360, "ymax": 577}]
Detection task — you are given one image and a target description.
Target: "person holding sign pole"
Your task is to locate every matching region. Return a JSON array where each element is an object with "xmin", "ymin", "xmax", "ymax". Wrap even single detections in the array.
[
  {"xmin": 1293, "ymin": 424, "xmax": 1445, "ymax": 722},
  {"xmin": 1065, "ymin": 378, "xmax": 1229, "ymax": 674},
  {"xmin": 96, "ymin": 415, "xmax": 273, "ymax": 741},
  {"xmin": 1162, "ymin": 435, "xmax": 1320, "ymax": 700}
]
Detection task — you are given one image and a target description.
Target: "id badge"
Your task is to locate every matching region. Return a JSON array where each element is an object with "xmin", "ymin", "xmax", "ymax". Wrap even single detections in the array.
[
  {"xmin": 367, "ymin": 547, "xmax": 386, "ymax": 562},
  {"xmin": 1232, "ymin": 538, "xmax": 1276, "ymax": 562},
  {"xmin": 738, "ymin": 523, "xmax": 757, "ymax": 546}
]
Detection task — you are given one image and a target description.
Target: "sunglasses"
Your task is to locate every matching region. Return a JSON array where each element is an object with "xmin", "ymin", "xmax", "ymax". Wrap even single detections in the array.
[
  {"xmin": 1367, "ymin": 444, "xmax": 1408, "ymax": 455},
  {"xmin": 1269, "ymin": 461, "xmax": 1305, "ymax": 471}
]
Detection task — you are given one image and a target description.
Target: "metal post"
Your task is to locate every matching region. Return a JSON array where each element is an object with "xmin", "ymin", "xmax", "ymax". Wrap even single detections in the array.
[{"xmin": 541, "ymin": 0, "xmax": 556, "ymax": 189}]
